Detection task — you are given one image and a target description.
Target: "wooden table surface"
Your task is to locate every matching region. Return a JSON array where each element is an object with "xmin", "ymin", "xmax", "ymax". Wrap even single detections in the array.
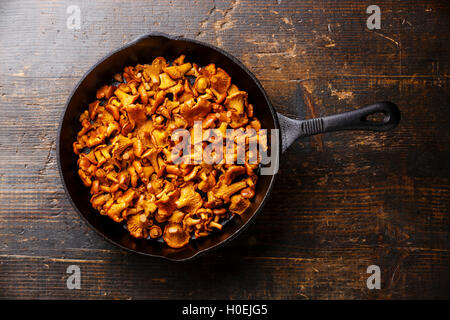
[{"xmin": 0, "ymin": 0, "xmax": 449, "ymax": 299}]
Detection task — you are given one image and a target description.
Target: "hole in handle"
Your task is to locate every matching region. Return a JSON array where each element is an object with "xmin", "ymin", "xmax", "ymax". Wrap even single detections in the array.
[{"xmin": 363, "ymin": 111, "xmax": 390, "ymax": 124}]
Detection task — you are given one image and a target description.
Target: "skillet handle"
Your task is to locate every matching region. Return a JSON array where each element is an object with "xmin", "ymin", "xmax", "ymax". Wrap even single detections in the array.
[
  {"xmin": 278, "ymin": 101, "xmax": 400, "ymax": 153},
  {"xmin": 319, "ymin": 101, "xmax": 400, "ymax": 133}
]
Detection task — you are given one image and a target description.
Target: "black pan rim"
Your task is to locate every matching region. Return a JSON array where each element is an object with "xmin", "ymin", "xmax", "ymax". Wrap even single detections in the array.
[{"xmin": 56, "ymin": 32, "xmax": 282, "ymax": 261}]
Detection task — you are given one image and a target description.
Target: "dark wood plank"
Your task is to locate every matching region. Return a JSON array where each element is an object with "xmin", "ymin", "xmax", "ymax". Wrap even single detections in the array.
[{"xmin": 0, "ymin": 0, "xmax": 449, "ymax": 299}]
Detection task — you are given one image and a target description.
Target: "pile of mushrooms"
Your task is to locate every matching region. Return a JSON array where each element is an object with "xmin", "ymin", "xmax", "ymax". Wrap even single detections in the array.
[{"xmin": 73, "ymin": 55, "xmax": 264, "ymax": 248}]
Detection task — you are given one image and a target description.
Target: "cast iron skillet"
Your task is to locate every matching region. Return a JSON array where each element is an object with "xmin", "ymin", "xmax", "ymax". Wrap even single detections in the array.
[{"xmin": 57, "ymin": 32, "xmax": 400, "ymax": 261}]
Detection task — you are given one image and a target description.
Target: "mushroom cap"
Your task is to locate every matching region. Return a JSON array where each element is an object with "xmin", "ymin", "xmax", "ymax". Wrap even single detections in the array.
[
  {"xmin": 163, "ymin": 62, "xmax": 192, "ymax": 80},
  {"xmin": 229, "ymin": 194, "xmax": 251, "ymax": 215},
  {"xmin": 125, "ymin": 103, "xmax": 147, "ymax": 126},
  {"xmin": 111, "ymin": 135, "xmax": 133, "ymax": 158},
  {"xmin": 210, "ymin": 68, "xmax": 231, "ymax": 101},
  {"xmin": 225, "ymin": 91, "xmax": 247, "ymax": 115},
  {"xmin": 159, "ymin": 72, "xmax": 177, "ymax": 90},
  {"xmin": 114, "ymin": 87, "xmax": 139, "ymax": 106},
  {"xmin": 180, "ymin": 97, "xmax": 212, "ymax": 126},
  {"xmin": 127, "ymin": 213, "xmax": 149, "ymax": 239},
  {"xmin": 149, "ymin": 225, "xmax": 162, "ymax": 239},
  {"xmin": 163, "ymin": 223, "xmax": 190, "ymax": 248},
  {"xmin": 175, "ymin": 182, "xmax": 203, "ymax": 214}
]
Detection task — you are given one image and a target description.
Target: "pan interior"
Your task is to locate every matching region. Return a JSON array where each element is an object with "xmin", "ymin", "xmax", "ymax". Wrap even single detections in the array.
[{"xmin": 58, "ymin": 35, "xmax": 278, "ymax": 260}]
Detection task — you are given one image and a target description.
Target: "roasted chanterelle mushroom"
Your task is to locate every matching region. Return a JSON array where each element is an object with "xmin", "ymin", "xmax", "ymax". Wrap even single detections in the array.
[{"xmin": 74, "ymin": 55, "xmax": 266, "ymax": 248}]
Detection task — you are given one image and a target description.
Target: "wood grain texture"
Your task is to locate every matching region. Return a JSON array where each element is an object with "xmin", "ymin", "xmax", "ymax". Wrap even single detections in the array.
[{"xmin": 0, "ymin": 0, "xmax": 449, "ymax": 299}]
